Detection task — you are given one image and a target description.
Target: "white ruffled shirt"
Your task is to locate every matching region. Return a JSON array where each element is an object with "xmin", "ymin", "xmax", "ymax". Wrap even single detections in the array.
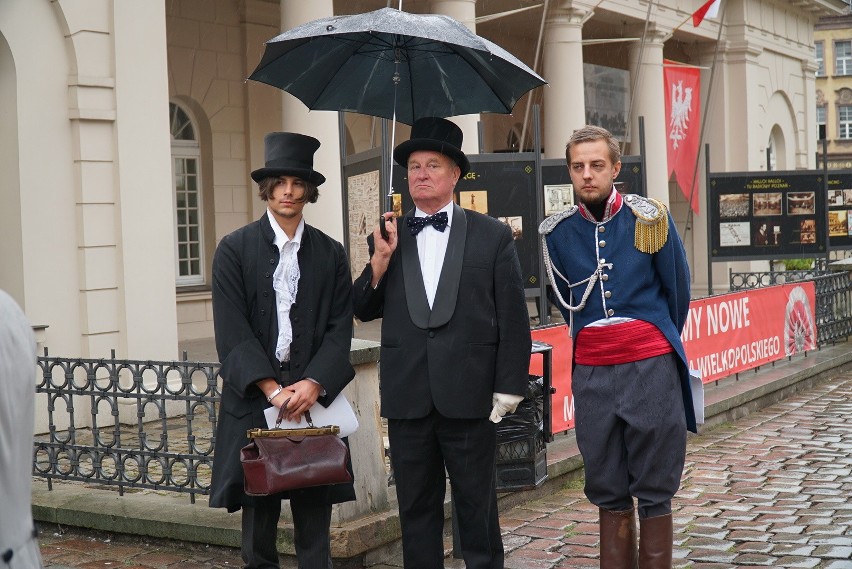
[{"xmin": 267, "ymin": 210, "xmax": 303, "ymax": 363}]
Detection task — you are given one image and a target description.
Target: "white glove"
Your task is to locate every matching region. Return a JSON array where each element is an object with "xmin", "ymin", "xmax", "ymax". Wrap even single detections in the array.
[{"xmin": 489, "ymin": 392, "xmax": 524, "ymax": 423}]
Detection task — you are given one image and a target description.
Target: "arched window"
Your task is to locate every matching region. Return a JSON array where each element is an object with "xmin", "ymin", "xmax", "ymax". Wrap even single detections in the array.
[{"xmin": 170, "ymin": 102, "xmax": 204, "ymax": 286}]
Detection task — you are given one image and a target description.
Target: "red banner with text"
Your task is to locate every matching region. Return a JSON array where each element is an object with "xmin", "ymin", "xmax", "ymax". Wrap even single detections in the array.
[{"xmin": 682, "ymin": 283, "xmax": 817, "ymax": 383}]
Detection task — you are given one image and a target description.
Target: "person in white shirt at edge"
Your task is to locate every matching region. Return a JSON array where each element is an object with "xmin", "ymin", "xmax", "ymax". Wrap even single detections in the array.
[
  {"xmin": 209, "ymin": 132, "xmax": 356, "ymax": 569},
  {"xmin": 0, "ymin": 290, "xmax": 44, "ymax": 569},
  {"xmin": 353, "ymin": 117, "xmax": 532, "ymax": 569}
]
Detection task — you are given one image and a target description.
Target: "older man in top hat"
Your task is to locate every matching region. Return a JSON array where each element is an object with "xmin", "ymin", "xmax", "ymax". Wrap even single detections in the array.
[
  {"xmin": 353, "ymin": 117, "xmax": 532, "ymax": 569},
  {"xmin": 210, "ymin": 132, "xmax": 355, "ymax": 569}
]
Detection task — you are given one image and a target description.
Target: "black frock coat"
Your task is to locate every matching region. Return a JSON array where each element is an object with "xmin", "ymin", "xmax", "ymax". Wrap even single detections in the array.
[
  {"xmin": 209, "ymin": 214, "xmax": 356, "ymax": 512},
  {"xmin": 353, "ymin": 205, "xmax": 532, "ymax": 419}
]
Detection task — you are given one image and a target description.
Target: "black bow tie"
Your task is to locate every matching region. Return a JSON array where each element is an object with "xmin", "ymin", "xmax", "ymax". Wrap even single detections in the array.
[{"xmin": 407, "ymin": 212, "xmax": 449, "ymax": 236}]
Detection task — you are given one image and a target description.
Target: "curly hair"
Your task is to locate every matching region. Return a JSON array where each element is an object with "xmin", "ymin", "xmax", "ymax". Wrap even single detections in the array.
[{"xmin": 257, "ymin": 176, "xmax": 319, "ymax": 204}]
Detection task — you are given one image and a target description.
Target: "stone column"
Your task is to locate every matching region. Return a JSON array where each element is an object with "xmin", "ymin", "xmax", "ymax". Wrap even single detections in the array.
[
  {"xmin": 430, "ymin": 0, "xmax": 480, "ymax": 154},
  {"xmin": 543, "ymin": 4, "xmax": 591, "ymax": 158},
  {"xmin": 628, "ymin": 26, "xmax": 669, "ymax": 205},
  {"xmin": 279, "ymin": 0, "xmax": 345, "ymax": 242},
  {"xmin": 113, "ymin": 2, "xmax": 180, "ymax": 359}
]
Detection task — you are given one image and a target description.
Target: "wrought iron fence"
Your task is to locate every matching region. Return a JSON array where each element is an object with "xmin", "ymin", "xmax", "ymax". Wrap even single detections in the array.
[
  {"xmin": 729, "ymin": 264, "xmax": 852, "ymax": 347},
  {"xmin": 728, "ymin": 259, "xmax": 829, "ymax": 290},
  {"xmin": 32, "ymin": 349, "xmax": 220, "ymax": 503},
  {"xmin": 812, "ymin": 272, "xmax": 852, "ymax": 346}
]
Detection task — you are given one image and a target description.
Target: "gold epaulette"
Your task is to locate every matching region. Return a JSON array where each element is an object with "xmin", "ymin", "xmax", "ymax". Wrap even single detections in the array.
[
  {"xmin": 623, "ymin": 195, "xmax": 668, "ymax": 254},
  {"xmin": 538, "ymin": 206, "xmax": 578, "ymax": 235}
]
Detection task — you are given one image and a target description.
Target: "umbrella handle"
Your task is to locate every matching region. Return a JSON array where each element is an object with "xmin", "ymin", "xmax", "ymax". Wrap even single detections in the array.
[{"xmin": 380, "ymin": 215, "xmax": 390, "ymax": 240}]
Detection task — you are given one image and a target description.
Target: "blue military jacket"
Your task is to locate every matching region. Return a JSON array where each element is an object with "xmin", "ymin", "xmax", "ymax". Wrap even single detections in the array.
[{"xmin": 540, "ymin": 192, "xmax": 697, "ymax": 432}]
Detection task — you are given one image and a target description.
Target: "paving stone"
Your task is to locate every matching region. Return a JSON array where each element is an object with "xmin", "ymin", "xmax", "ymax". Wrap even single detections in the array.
[
  {"xmin": 773, "ymin": 556, "xmax": 821, "ymax": 568},
  {"xmin": 687, "ymin": 549, "xmax": 739, "ymax": 563},
  {"xmin": 732, "ymin": 541, "xmax": 773, "ymax": 554},
  {"xmin": 731, "ymin": 553, "xmax": 778, "ymax": 565},
  {"xmin": 812, "ymin": 545, "xmax": 852, "ymax": 558},
  {"xmin": 769, "ymin": 543, "xmax": 816, "ymax": 557}
]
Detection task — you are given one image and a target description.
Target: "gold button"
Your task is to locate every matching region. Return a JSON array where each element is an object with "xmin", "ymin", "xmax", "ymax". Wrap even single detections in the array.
[
  {"xmin": 598, "ymin": 226, "xmax": 605, "ymax": 233},
  {"xmin": 607, "ymin": 309, "xmax": 614, "ymax": 316},
  {"xmin": 602, "ymin": 274, "xmax": 609, "ymax": 281},
  {"xmin": 605, "ymin": 291, "xmax": 612, "ymax": 298},
  {"xmin": 599, "ymin": 240, "xmax": 606, "ymax": 247}
]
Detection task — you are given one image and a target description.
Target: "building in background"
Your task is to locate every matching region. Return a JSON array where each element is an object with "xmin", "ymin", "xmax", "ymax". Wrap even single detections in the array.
[
  {"xmin": 815, "ymin": 1, "xmax": 852, "ymax": 169},
  {"xmin": 1, "ymin": 0, "xmax": 845, "ymax": 358}
]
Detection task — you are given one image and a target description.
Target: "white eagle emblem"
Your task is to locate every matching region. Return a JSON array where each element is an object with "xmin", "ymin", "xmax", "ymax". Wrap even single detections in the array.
[{"xmin": 669, "ymin": 80, "xmax": 693, "ymax": 149}]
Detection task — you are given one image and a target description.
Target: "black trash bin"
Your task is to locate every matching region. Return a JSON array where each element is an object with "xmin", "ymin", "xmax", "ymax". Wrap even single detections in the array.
[
  {"xmin": 494, "ymin": 341, "xmax": 553, "ymax": 492},
  {"xmin": 494, "ymin": 374, "xmax": 547, "ymax": 491}
]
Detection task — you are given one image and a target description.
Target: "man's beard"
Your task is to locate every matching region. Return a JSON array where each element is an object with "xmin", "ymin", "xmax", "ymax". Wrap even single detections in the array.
[{"xmin": 580, "ymin": 194, "xmax": 608, "ymax": 208}]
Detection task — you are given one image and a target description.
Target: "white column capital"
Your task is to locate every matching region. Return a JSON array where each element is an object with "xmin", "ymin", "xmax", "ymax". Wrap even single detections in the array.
[
  {"xmin": 625, "ymin": 24, "xmax": 670, "ymax": 46},
  {"xmin": 547, "ymin": 3, "xmax": 593, "ymax": 25}
]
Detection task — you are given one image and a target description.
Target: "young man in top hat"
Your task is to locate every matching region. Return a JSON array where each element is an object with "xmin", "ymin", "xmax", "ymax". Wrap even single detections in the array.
[
  {"xmin": 209, "ymin": 132, "xmax": 356, "ymax": 569},
  {"xmin": 540, "ymin": 125, "xmax": 694, "ymax": 568},
  {"xmin": 353, "ymin": 117, "xmax": 532, "ymax": 569}
]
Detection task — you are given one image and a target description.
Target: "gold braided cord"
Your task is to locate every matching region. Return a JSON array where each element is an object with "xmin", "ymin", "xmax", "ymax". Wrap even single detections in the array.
[{"xmin": 633, "ymin": 198, "xmax": 669, "ymax": 254}]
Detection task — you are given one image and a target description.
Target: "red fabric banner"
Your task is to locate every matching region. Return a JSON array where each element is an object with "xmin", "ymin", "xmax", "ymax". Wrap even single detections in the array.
[
  {"xmin": 664, "ymin": 62, "xmax": 701, "ymax": 213},
  {"xmin": 530, "ymin": 324, "xmax": 573, "ymax": 433},
  {"xmin": 681, "ymin": 283, "xmax": 817, "ymax": 383}
]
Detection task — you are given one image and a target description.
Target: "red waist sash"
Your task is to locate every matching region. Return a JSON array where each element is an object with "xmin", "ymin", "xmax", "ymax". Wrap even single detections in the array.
[{"xmin": 575, "ymin": 319, "xmax": 673, "ymax": 366}]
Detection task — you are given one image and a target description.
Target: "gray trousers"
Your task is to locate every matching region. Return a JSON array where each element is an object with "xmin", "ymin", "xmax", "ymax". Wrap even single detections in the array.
[{"xmin": 572, "ymin": 353, "xmax": 686, "ymax": 519}]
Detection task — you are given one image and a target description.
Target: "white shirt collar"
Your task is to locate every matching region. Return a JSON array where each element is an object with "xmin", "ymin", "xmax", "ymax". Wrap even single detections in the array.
[{"xmin": 266, "ymin": 210, "xmax": 305, "ymax": 250}]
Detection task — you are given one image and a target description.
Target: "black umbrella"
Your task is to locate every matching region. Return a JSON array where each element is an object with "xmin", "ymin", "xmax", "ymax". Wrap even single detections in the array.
[{"xmin": 248, "ymin": 7, "xmax": 546, "ymax": 126}]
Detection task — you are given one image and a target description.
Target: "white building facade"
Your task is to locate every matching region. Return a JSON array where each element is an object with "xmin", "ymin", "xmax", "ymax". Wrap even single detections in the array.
[{"xmin": 0, "ymin": 0, "xmax": 844, "ymax": 358}]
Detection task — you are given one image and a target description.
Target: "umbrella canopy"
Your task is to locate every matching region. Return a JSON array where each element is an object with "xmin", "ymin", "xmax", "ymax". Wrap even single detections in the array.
[{"xmin": 248, "ymin": 7, "xmax": 546, "ymax": 126}]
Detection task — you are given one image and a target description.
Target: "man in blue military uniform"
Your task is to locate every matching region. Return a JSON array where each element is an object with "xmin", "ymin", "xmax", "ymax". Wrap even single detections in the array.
[{"xmin": 540, "ymin": 125, "xmax": 695, "ymax": 569}]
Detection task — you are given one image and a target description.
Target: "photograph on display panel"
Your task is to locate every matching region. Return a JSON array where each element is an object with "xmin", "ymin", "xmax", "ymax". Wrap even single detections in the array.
[
  {"xmin": 787, "ymin": 192, "xmax": 816, "ymax": 215},
  {"xmin": 544, "ymin": 184, "xmax": 574, "ymax": 216},
  {"xmin": 719, "ymin": 193, "xmax": 750, "ymax": 218},
  {"xmin": 753, "ymin": 193, "xmax": 782, "ymax": 216}
]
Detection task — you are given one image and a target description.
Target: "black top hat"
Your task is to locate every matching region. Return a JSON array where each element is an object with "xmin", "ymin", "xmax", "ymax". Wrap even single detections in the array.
[
  {"xmin": 250, "ymin": 132, "xmax": 326, "ymax": 186},
  {"xmin": 393, "ymin": 117, "xmax": 470, "ymax": 176}
]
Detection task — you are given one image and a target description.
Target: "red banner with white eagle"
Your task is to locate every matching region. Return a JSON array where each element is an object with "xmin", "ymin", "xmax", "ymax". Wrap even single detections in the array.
[{"xmin": 664, "ymin": 61, "xmax": 701, "ymax": 213}]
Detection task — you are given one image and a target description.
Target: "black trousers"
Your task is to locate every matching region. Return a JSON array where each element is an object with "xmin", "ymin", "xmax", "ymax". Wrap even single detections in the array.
[
  {"xmin": 572, "ymin": 353, "xmax": 687, "ymax": 519},
  {"xmin": 388, "ymin": 410, "xmax": 503, "ymax": 569},
  {"xmin": 241, "ymin": 493, "xmax": 333, "ymax": 569}
]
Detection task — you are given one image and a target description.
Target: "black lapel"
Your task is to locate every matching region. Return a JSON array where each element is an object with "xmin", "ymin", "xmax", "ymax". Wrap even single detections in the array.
[
  {"xmin": 400, "ymin": 213, "xmax": 431, "ymax": 329},
  {"xmin": 429, "ymin": 204, "xmax": 466, "ymax": 328},
  {"xmin": 295, "ymin": 224, "xmax": 314, "ymax": 310}
]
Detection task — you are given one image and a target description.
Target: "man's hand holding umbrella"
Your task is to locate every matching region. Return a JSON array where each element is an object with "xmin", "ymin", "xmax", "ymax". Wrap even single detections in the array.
[{"xmin": 369, "ymin": 212, "xmax": 398, "ymax": 288}]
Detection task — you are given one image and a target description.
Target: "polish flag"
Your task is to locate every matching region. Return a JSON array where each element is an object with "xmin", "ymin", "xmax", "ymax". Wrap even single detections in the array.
[
  {"xmin": 692, "ymin": 0, "xmax": 721, "ymax": 27},
  {"xmin": 664, "ymin": 62, "xmax": 701, "ymax": 213}
]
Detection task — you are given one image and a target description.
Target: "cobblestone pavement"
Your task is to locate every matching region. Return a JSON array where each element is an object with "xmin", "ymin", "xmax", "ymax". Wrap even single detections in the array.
[{"xmin": 40, "ymin": 372, "xmax": 852, "ymax": 569}]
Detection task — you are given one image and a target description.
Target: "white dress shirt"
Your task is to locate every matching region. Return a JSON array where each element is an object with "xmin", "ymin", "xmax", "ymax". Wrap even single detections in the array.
[
  {"xmin": 267, "ymin": 209, "xmax": 303, "ymax": 363},
  {"xmin": 414, "ymin": 202, "xmax": 453, "ymax": 308}
]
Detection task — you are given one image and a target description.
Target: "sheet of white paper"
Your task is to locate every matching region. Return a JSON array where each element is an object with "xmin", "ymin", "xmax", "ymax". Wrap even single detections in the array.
[
  {"xmin": 264, "ymin": 393, "xmax": 359, "ymax": 437},
  {"xmin": 689, "ymin": 369, "xmax": 705, "ymax": 425}
]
